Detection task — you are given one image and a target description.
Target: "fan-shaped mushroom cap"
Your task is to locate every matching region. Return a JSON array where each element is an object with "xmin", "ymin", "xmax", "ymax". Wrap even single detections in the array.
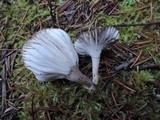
[
  {"xmin": 22, "ymin": 28, "xmax": 93, "ymax": 88},
  {"xmin": 75, "ymin": 27, "xmax": 119, "ymax": 57},
  {"xmin": 74, "ymin": 27, "xmax": 119, "ymax": 85}
]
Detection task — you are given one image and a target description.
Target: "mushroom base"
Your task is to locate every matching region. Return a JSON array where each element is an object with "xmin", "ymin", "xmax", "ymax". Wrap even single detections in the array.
[{"xmin": 67, "ymin": 66, "xmax": 94, "ymax": 89}]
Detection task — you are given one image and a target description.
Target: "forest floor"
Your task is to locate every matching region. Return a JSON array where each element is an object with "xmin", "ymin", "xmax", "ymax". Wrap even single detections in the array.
[{"xmin": 1, "ymin": 0, "xmax": 160, "ymax": 120}]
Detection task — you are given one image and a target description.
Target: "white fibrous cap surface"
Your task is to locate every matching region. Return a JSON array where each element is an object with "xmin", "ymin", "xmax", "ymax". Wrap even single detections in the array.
[
  {"xmin": 74, "ymin": 27, "xmax": 120, "ymax": 57},
  {"xmin": 22, "ymin": 28, "xmax": 79, "ymax": 81}
]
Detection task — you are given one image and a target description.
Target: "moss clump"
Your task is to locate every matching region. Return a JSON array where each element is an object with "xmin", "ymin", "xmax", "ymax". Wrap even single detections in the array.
[{"xmin": 132, "ymin": 70, "xmax": 154, "ymax": 87}]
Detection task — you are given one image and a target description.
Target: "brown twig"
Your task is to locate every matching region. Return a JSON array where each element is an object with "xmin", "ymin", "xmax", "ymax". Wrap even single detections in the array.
[
  {"xmin": 134, "ymin": 55, "xmax": 152, "ymax": 66},
  {"xmin": 0, "ymin": 51, "xmax": 16, "ymax": 61},
  {"xmin": 46, "ymin": 0, "xmax": 57, "ymax": 28},
  {"xmin": 133, "ymin": 40, "xmax": 153, "ymax": 45},
  {"xmin": 140, "ymin": 64, "xmax": 160, "ymax": 70},
  {"xmin": 20, "ymin": 6, "xmax": 30, "ymax": 23},
  {"xmin": 45, "ymin": 111, "xmax": 51, "ymax": 120},
  {"xmin": 117, "ymin": 43, "xmax": 137, "ymax": 56},
  {"xmin": 31, "ymin": 94, "xmax": 35, "ymax": 120},
  {"xmin": 114, "ymin": 80, "xmax": 136, "ymax": 93},
  {"xmin": 131, "ymin": 44, "xmax": 151, "ymax": 51},
  {"xmin": 111, "ymin": 21, "xmax": 160, "ymax": 27},
  {"xmin": 1, "ymin": 63, "xmax": 7, "ymax": 114},
  {"xmin": 150, "ymin": 1, "xmax": 153, "ymax": 20},
  {"xmin": 130, "ymin": 50, "xmax": 143, "ymax": 68},
  {"xmin": 108, "ymin": 3, "xmax": 118, "ymax": 15},
  {"xmin": 136, "ymin": 31, "xmax": 149, "ymax": 39},
  {"xmin": 111, "ymin": 92, "xmax": 117, "ymax": 105},
  {"xmin": 104, "ymin": 101, "xmax": 120, "ymax": 119}
]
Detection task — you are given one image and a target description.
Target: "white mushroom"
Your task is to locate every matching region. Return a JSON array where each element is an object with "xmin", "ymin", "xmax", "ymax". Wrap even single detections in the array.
[
  {"xmin": 74, "ymin": 27, "xmax": 119, "ymax": 85},
  {"xmin": 22, "ymin": 28, "xmax": 94, "ymax": 89}
]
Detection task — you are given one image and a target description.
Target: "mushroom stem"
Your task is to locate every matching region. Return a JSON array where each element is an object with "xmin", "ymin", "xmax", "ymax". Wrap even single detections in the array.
[
  {"xmin": 67, "ymin": 66, "xmax": 94, "ymax": 89},
  {"xmin": 91, "ymin": 57, "xmax": 100, "ymax": 85}
]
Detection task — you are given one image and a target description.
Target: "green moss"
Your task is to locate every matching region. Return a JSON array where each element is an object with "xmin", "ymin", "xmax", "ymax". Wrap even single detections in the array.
[
  {"xmin": 132, "ymin": 70, "xmax": 154, "ymax": 87},
  {"xmin": 1, "ymin": 0, "xmax": 160, "ymax": 119}
]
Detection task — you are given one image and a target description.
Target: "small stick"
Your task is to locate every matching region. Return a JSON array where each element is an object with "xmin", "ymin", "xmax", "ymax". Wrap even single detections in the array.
[
  {"xmin": 136, "ymin": 30, "xmax": 149, "ymax": 39},
  {"xmin": 111, "ymin": 21, "xmax": 160, "ymax": 27},
  {"xmin": 46, "ymin": 0, "xmax": 57, "ymax": 28},
  {"xmin": 131, "ymin": 44, "xmax": 150, "ymax": 51},
  {"xmin": 108, "ymin": 3, "xmax": 118, "ymax": 15},
  {"xmin": 118, "ymin": 44, "xmax": 137, "ymax": 56},
  {"xmin": 31, "ymin": 94, "xmax": 35, "ymax": 120},
  {"xmin": 111, "ymin": 92, "xmax": 117, "ymax": 105},
  {"xmin": 150, "ymin": 1, "xmax": 153, "ymax": 20},
  {"xmin": 1, "ymin": 65, "xmax": 7, "ymax": 114},
  {"xmin": 140, "ymin": 64, "xmax": 160, "ymax": 70},
  {"xmin": 45, "ymin": 111, "xmax": 52, "ymax": 120},
  {"xmin": 114, "ymin": 80, "xmax": 136, "ymax": 93},
  {"xmin": 135, "ymin": 55, "xmax": 152, "ymax": 66},
  {"xmin": 0, "ymin": 51, "xmax": 16, "ymax": 61},
  {"xmin": 130, "ymin": 50, "xmax": 142, "ymax": 68},
  {"xmin": 104, "ymin": 101, "xmax": 120, "ymax": 119},
  {"xmin": 20, "ymin": 6, "xmax": 30, "ymax": 23},
  {"xmin": 0, "ymin": 49, "xmax": 21, "ymax": 51},
  {"xmin": 133, "ymin": 40, "xmax": 153, "ymax": 45}
]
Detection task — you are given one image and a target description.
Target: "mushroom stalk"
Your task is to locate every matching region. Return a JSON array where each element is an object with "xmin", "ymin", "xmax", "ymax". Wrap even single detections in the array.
[
  {"xmin": 91, "ymin": 57, "xmax": 100, "ymax": 85},
  {"xmin": 67, "ymin": 66, "xmax": 93, "ymax": 88}
]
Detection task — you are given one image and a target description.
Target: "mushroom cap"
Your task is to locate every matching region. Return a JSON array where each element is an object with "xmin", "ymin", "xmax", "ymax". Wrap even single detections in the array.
[
  {"xmin": 74, "ymin": 27, "xmax": 120, "ymax": 57},
  {"xmin": 22, "ymin": 28, "xmax": 79, "ymax": 81}
]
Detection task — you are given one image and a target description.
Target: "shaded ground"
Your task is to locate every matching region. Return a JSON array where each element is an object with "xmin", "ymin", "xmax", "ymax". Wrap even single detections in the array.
[{"xmin": 1, "ymin": 0, "xmax": 160, "ymax": 120}]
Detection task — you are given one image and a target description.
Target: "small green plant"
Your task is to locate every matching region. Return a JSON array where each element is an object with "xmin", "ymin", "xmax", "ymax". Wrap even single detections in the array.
[{"xmin": 132, "ymin": 70, "xmax": 154, "ymax": 87}]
